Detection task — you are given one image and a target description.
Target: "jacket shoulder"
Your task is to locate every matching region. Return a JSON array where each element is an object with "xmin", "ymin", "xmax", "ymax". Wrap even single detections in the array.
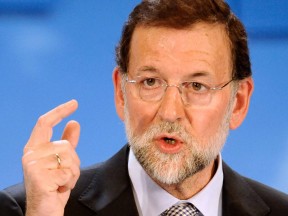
[
  {"xmin": 0, "ymin": 184, "xmax": 26, "ymax": 216},
  {"xmin": 244, "ymin": 176, "xmax": 288, "ymax": 209},
  {"xmin": 222, "ymin": 161, "xmax": 288, "ymax": 216}
]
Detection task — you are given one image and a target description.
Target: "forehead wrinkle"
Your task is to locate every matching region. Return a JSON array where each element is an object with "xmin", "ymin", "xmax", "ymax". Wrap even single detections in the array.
[{"xmin": 129, "ymin": 24, "xmax": 232, "ymax": 82}]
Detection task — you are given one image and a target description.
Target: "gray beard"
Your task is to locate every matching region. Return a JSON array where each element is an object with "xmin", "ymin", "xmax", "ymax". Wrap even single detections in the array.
[{"xmin": 124, "ymin": 92, "xmax": 235, "ymax": 185}]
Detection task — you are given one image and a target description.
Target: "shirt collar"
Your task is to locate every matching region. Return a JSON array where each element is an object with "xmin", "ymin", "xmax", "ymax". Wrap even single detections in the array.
[{"xmin": 128, "ymin": 150, "xmax": 223, "ymax": 216}]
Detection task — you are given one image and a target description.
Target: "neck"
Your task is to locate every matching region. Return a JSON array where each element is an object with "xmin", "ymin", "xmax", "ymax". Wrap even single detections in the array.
[{"xmin": 154, "ymin": 159, "xmax": 217, "ymax": 200}]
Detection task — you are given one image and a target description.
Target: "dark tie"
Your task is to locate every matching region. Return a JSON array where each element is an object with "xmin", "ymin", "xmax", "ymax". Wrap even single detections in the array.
[{"xmin": 160, "ymin": 202, "xmax": 203, "ymax": 216}]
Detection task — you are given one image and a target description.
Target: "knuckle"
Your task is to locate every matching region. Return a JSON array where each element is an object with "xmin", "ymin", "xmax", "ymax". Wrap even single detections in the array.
[
  {"xmin": 59, "ymin": 169, "xmax": 72, "ymax": 182},
  {"xmin": 54, "ymin": 105, "xmax": 62, "ymax": 115},
  {"xmin": 22, "ymin": 151, "xmax": 34, "ymax": 165},
  {"xmin": 23, "ymin": 161, "xmax": 37, "ymax": 177},
  {"xmin": 23, "ymin": 145, "xmax": 30, "ymax": 154},
  {"xmin": 53, "ymin": 106, "xmax": 64, "ymax": 121},
  {"xmin": 22, "ymin": 155, "xmax": 28, "ymax": 165},
  {"xmin": 37, "ymin": 115, "xmax": 47, "ymax": 127}
]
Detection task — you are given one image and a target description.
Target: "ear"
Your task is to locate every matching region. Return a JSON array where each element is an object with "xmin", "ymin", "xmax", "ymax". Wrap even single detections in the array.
[
  {"xmin": 229, "ymin": 77, "xmax": 254, "ymax": 129},
  {"xmin": 112, "ymin": 67, "xmax": 125, "ymax": 121}
]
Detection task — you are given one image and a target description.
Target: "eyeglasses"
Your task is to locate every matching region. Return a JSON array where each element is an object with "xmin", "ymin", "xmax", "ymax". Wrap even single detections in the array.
[{"xmin": 125, "ymin": 76, "xmax": 234, "ymax": 106}]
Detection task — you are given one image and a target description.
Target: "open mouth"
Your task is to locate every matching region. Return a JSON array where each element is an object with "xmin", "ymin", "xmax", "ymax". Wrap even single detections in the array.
[
  {"xmin": 155, "ymin": 135, "xmax": 183, "ymax": 154},
  {"xmin": 164, "ymin": 137, "xmax": 176, "ymax": 144}
]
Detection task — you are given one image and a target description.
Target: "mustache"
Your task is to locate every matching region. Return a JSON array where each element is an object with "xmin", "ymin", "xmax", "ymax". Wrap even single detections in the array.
[
  {"xmin": 136, "ymin": 121, "xmax": 194, "ymax": 144},
  {"xmin": 149, "ymin": 121, "xmax": 183, "ymax": 134}
]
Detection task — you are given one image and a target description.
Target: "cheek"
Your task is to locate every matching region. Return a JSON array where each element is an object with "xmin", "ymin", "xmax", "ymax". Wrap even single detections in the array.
[
  {"xmin": 125, "ymin": 98, "xmax": 158, "ymax": 135},
  {"xmin": 189, "ymin": 109, "xmax": 222, "ymax": 137},
  {"xmin": 188, "ymin": 95, "xmax": 230, "ymax": 139}
]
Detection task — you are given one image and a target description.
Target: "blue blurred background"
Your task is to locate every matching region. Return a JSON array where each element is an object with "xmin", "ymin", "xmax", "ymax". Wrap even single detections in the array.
[{"xmin": 0, "ymin": 0, "xmax": 287, "ymax": 193}]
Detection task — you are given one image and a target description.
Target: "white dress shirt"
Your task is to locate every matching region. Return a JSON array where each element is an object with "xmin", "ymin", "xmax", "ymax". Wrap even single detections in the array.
[{"xmin": 128, "ymin": 150, "xmax": 223, "ymax": 216}]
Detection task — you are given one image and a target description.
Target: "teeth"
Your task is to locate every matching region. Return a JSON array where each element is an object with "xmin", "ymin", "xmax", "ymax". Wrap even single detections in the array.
[{"xmin": 165, "ymin": 138, "xmax": 176, "ymax": 144}]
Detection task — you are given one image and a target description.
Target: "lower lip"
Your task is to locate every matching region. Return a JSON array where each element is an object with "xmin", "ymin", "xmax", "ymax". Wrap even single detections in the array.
[{"xmin": 155, "ymin": 139, "xmax": 183, "ymax": 154}]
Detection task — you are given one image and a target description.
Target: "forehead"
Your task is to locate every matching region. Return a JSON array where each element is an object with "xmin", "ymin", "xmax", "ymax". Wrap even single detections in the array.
[{"xmin": 128, "ymin": 23, "xmax": 232, "ymax": 80}]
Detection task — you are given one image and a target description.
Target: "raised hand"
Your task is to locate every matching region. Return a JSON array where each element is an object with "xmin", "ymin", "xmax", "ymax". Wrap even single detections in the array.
[{"xmin": 22, "ymin": 100, "xmax": 81, "ymax": 216}]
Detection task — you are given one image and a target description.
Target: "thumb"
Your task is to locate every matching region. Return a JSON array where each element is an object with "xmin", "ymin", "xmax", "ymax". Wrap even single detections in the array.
[{"xmin": 62, "ymin": 120, "xmax": 81, "ymax": 148}]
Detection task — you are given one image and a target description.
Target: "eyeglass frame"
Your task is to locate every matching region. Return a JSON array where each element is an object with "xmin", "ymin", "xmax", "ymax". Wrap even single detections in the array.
[{"xmin": 124, "ymin": 75, "xmax": 235, "ymax": 106}]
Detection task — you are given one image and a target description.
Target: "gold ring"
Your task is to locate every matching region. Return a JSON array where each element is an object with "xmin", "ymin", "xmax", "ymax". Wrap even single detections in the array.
[{"xmin": 55, "ymin": 153, "xmax": 61, "ymax": 169}]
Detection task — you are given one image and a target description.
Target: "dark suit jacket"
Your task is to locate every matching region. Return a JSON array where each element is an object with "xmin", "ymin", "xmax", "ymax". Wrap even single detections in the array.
[{"xmin": 1, "ymin": 145, "xmax": 288, "ymax": 216}]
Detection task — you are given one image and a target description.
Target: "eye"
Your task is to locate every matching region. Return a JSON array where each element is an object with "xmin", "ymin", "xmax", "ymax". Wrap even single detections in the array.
[
  {"xmin": 192, "ymin": 82, "xmax": 203, "ymax": 91},
  {"xmin": 144, "ymin": 78, "xmax": 156, "ymax": 86},
  {"xmin": 140, "ymin": 77, "xmax": 162, "ymax": 89},
  {"xmin": 185, "ymin": 82, "xmax": 209, "ymax": 92}
]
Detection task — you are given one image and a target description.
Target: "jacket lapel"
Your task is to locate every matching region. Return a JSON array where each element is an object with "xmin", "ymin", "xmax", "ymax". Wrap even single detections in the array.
[
  {"xmin": 222, "ymin": 162, "xmax": 270, "ymax": 216},
  {"xmin": 78, "ymin": 145, "xmax": 139, "ymax": 215}
]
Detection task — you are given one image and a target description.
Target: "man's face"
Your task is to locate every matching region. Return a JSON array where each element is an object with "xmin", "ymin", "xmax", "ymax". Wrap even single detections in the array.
[{"xmin": 114, "ymin": 23, "xmax": 251, "ymax": 185}]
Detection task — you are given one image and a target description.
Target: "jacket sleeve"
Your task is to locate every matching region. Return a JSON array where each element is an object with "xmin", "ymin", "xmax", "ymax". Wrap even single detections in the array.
[{"xmin": 0, "ymin": 184, "xmax": 26, "ymax": 216}]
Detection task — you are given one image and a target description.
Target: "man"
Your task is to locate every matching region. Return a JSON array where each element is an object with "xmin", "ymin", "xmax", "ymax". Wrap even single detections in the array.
[{"xmin": 1, "ymin": 0, "xmax": 288, "ymax": 215}]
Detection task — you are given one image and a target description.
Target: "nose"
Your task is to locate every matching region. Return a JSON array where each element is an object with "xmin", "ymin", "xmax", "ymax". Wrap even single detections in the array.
[{"xmin": 157, "ymin": 86, "xmax": 186, "ymax": 122}]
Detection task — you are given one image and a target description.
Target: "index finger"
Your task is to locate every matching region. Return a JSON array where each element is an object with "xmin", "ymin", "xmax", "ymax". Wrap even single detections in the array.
[{"xmin": 26, "ymin": 99, "xmax": 78, "ymax": 148}]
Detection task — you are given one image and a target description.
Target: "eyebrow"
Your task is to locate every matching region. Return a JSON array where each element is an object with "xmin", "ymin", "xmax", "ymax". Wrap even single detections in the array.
[
  {"xmin": 185, "ymin": 71, "xmax": 211, "ymax": 79},
  {"xmin": 136, "ymin": 66, "xmax": 159, "ymax": 75},
  {"xmin": 135, "ymin": 66, "xmax": 212, "ymax": 80}
]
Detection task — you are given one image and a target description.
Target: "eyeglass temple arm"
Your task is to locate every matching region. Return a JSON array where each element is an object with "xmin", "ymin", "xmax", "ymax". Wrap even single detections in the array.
[
  {"xmin": 125, "ymin": 77, "xmax": 137, "ymax": 83},
  {"xmin": 210, "ymin": 79, "xmax": 234, "ymax": 91}
]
